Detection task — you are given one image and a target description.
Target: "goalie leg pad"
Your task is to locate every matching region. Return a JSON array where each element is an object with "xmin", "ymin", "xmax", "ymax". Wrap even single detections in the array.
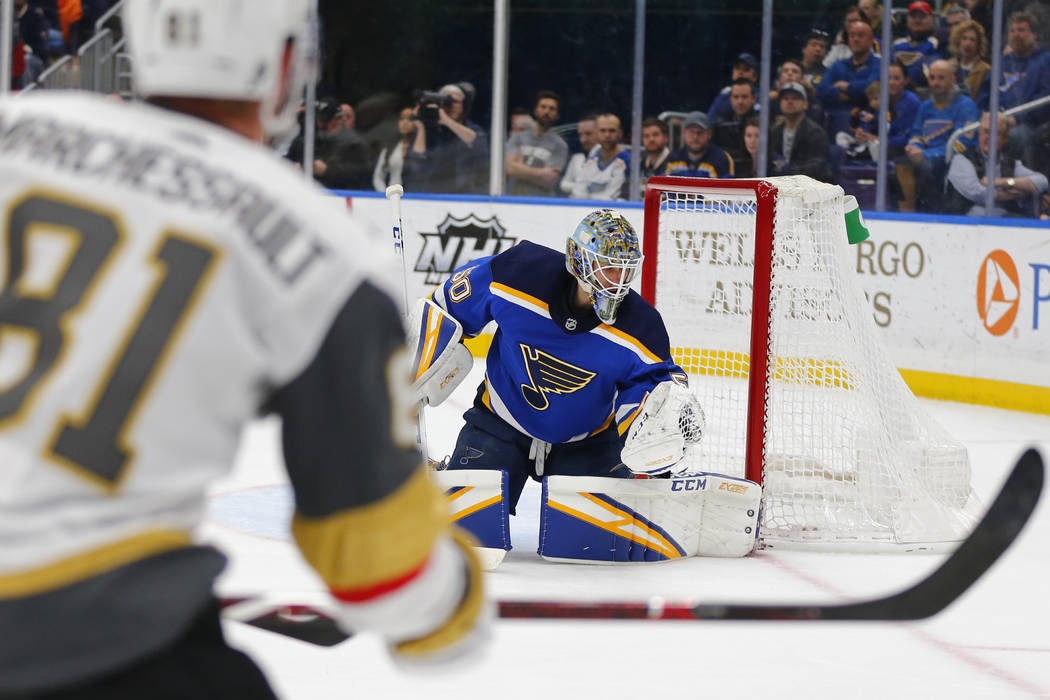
[
  {"xmin": 407, "ymin": 299, "xmax": 473, "ymax": 407},
  {"xmin": 430, "ymin": 469, "xmax": 511, "ymax": 570},
  {"xmin": 694, "ymin": 473, "xmax": 761, "ymax": 557},
  {"xmin": 538, "ymin": 473, "xmax": 759, "ymax": 563}
]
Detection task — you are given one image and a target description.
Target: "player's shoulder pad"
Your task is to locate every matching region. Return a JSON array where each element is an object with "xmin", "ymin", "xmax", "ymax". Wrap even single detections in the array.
[
  {"xmin": 602, "ymin": 291, "xmax": 673, "ymax": 361},
  {"xmin": 488, "ymin": 240, "xmax": 565, "ymax": 299}
]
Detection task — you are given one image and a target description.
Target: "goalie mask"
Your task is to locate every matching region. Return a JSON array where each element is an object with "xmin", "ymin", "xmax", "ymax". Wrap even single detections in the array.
[
  {"xmin": 565, "ymin": 209, "xmax": 643, "ymax": 324},
  {"xmin": 124, "ymin": 0, "xmax": 317, "ymax": 142}
]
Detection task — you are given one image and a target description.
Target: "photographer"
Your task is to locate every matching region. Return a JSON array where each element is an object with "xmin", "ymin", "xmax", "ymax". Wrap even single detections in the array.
[
  {"xmin": 286, "ymin": 98, "xmax": 373, "ymax": 190},
  {"xmin": 404, "ymin": 83, "xmax": 489, "ymax": 194}
]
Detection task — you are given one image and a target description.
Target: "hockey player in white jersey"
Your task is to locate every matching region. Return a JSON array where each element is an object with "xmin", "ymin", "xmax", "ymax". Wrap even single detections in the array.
[{"xmin": 0, "ymin": 1, "xmax": 487, "ymax": 696}]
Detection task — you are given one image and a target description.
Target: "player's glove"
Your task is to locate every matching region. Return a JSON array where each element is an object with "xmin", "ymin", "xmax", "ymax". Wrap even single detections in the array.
[{"xmin": 621, "ymin": 381, "xmax": 705, "ymax": 476}]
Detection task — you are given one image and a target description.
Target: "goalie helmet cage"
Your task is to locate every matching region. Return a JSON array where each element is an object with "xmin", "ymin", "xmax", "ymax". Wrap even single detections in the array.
[{"xmin": 642, "ymin": 175, "xmax": 978, "ymax": 551}]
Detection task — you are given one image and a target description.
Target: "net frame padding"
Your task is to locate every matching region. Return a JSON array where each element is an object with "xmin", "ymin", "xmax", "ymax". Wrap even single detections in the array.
[{"xmin": 642, "ymin": 176, "xmax": 978, "ymax": 550}]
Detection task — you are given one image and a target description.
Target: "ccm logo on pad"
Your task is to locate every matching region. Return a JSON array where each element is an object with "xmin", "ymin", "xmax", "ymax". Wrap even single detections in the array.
[{"xmin": 671, "ymin": 478, "xmax": 708, "ymax": 491}]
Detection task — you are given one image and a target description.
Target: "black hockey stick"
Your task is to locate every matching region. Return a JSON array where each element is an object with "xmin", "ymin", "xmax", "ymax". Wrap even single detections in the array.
[{"xmin": 220, "ymin": 448, "xmax": 1043, "ymax": 643}]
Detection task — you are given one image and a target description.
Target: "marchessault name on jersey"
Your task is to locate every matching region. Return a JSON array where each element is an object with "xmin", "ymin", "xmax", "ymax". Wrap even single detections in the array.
[{"xmin": 0, "ymin": 110, "xmax": 327, "ymax": 285}]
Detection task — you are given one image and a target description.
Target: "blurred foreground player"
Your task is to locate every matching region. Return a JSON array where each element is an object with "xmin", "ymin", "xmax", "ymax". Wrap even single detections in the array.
[
  {"xmin": 405, "ymin": 210, "xmax": 760, "ymax": 565},
  {"xmin": 0, "ymin": 0, "xmax": 487, "ymax": 696}
]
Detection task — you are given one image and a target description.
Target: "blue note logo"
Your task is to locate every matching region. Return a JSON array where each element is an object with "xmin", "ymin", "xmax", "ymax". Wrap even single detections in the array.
[{"xmin": 518, "ymin": 343, "xmax": 596, "ymax": 411}]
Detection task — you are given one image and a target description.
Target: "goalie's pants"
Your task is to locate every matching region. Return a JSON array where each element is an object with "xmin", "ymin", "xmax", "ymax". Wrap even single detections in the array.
[
  {"xmin": 11, "ymin": 600, "xmax": 277, "ymax": 700},
  {"xmin": 447, "ymin": 406, "xmax": 629, "ymax": 514}
]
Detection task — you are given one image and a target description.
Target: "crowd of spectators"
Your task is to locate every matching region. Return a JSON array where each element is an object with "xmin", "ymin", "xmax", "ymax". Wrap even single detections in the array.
[
  {"xmin": 288, "ymin": 2, "xmax": 1050, "ymax": 220},
  {"xmin": 9, "ymin": 0, "xmax": 119, "ymax": 89}
]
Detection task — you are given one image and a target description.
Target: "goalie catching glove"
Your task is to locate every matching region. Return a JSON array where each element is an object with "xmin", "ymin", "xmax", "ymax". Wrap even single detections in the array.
[
  {"xmin": 406, "ymin": 298, "xmax": 473, "ymax": 406},
  {"xmin": 621, "ymin": 381, "xmax": 705, "ymax": 476}
]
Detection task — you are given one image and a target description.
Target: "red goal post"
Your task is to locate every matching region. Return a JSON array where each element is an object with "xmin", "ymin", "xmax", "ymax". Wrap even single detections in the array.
[{"xmin": 641, "ymin": 175, "xmax": 978, "ymax": 550}]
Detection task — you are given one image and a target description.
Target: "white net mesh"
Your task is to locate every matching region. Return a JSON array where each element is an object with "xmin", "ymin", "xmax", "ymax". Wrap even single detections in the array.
[{"xmin": 648, "ymin": 176, "xmax": 977, "ymax": 549}]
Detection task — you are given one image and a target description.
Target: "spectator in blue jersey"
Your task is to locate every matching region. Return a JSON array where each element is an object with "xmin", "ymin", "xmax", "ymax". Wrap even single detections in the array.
[
  {"xmin": 430, "ymin": 209, "xmax": 693, "ymax": 516},
  {"xmin": 708, "ymin": 53, "xmax": 759, "ymax": 125},
  {"xmin": 892, "ymin": 1, "xmax": 943, "ymax": 89},
  {"xmin": 801, "ymin": 28, "xmax": 830, "ymax": 93},
  {"xmin": 824, "ymin": 6, "xmax": 869, "ymax": 69},
  {"xmin": 948, "ymin": 19, "xmax": 990, "ymax": 103},
  {"xmin": 903, "ymin": 59, "xmax": 979, "ymax": 212},
  {"xmin": 819, "ymin": 19, "xmax": 882, "ymax": 138},
  {"xmin": 978, "ymin": 11, "xmax": 1050, "ymax": 159},
  {"xmin": 769, "ymin": 82, "xmax": 833, "ymax": 182},
  {"xmin": 847, "ymin": 61, "xmax": 920, "ymax": 162},
  {"xmin": 664, "ymin": 111, "xmax": 734, "ymax": 178},
  {"xmin": 566, "ymin": 113, "xmax": 630, "ymax": 200},
  {"xmin": 945, "ymin": 112, "xmax": 1049, "ymax": 217}
]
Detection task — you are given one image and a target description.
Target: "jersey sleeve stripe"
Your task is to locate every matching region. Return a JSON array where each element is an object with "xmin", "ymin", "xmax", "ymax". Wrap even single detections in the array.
[
  {"xmin": 291, "ymin": 467, "xmax": 449, "ymax": 592},
  {"xmin": 490, "ymin": 282, "xmax": 552, "ymax": 318},
  {"xmin": 591, "ymin": 325, "xmax": 663, "ymax": 364},
  {"xmin": 0, "ymin": 530, "xmax": 192, "ymax": 598}
]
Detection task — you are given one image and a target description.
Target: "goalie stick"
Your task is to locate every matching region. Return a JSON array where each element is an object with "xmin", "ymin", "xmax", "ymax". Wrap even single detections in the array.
[
  {"xmin": 220, "ymin": 448, "xmax": 1043, "ymax": 643},
  {"xmin": 385, "ymin": 184, "xmax": 430, "ymax": 459}
]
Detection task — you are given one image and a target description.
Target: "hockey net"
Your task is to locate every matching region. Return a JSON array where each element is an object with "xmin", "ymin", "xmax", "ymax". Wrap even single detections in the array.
[{"xmin": 642, "ymin": 176, "xmax": 978, "ymax": 550}]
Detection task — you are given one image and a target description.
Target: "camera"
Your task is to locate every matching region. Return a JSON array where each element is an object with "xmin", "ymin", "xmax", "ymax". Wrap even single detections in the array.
[{"xmin": 415, "ymin": 90, "xmax": 454, "ymax": 123}]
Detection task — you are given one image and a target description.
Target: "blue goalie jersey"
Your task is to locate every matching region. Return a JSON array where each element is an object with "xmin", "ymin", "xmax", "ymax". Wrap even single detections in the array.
[{"xmin": 430, "ymin": 241, "xmax": 685, "ymax": 445}]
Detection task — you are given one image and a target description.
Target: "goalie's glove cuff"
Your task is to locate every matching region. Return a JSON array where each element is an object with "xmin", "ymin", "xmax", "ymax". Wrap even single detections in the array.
[{"xmin": 621, "ymin": 381, "xmax": 705, "ymax": 475}]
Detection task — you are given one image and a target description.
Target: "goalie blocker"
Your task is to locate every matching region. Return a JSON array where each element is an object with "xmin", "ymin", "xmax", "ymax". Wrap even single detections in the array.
[{"xmin": 406, "ymin": 299, "xmax": 473, "ymax": 406}]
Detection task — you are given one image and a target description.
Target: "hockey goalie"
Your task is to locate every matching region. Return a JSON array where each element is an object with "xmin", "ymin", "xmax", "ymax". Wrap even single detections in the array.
[{"xmin": 405, "ymin": 209, "xmax": 761, "ymax": 567}]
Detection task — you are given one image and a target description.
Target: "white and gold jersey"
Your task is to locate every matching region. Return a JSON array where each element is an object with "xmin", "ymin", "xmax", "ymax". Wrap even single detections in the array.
[{"xmin": 0, "ymin": 92, "xmax": 445, "ymax": 692}]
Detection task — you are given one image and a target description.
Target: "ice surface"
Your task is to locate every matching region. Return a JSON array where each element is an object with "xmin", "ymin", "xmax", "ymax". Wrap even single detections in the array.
[{"xmin": 202, "ymin": 365, "xmax": 1050, "ymax": 699}]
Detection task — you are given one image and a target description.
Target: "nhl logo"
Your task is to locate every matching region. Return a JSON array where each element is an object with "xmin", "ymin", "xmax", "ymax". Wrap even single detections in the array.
[
  {"xmin": 414, "ymin": 213, "xmax": 517, "ymax": 285},
  {"xmin": 565, "ymin": 318, "xmax": 578, "ymax": 331}
]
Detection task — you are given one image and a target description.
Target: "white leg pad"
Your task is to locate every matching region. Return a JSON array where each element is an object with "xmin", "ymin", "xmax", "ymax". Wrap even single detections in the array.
[{"xmin": 539, "ymin": 473, "xmax": 759, "ymax": 563}]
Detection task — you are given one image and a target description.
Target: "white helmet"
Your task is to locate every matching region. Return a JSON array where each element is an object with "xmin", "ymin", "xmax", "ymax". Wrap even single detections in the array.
[{"xmin": 123, "ymin": 0, "xmax": 317, "ymax": 140}]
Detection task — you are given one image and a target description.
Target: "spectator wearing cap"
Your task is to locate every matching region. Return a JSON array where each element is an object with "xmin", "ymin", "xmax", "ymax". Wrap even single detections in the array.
[
  {"xmin": 708, "ymin": 53, "xmax": 759, "ymax": 125},
  {"xmin": 800, "ymin": 29, "xmax": 830, "ymax": 92},
  {"xmin": 664, "ymin": 111, "xmax": 734, "ymax": 179},
  {"xmin": 714, "ymin": 78, "xmax": 759, "ymax": 164},
  {"xmin": 769, "ymin": 82, "xmax": 833, "ymax": 182},
  {"xmin": 506, "ymin": 90, "xmax": 569, "ymax": 197},
  {"xmin": 819, "ymin": 18, "xmax": 882, "ymax": 137},
  {"xmin": 566, "ymin": 113, "xmax": 630, "ymax": 200},
  {"xmin": 286, "ymin": 98, "xmax": 373, "ymax": 191},
  {"xmin": 891, "ymin": 1, "xmax": 943, "ymax": 90},
  {"xmin": 902, "ymin": 58, "xmax": 978, "ymax": 211},
  {"xmin": 406, "ymin": 82, "xmax": 490, "ymax": 194}
]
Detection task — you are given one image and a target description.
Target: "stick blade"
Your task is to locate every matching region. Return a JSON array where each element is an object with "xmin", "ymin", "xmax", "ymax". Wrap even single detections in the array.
[{"xmin": 692, "ymin": 447, "xmax": 1044, "ymax": 621}]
